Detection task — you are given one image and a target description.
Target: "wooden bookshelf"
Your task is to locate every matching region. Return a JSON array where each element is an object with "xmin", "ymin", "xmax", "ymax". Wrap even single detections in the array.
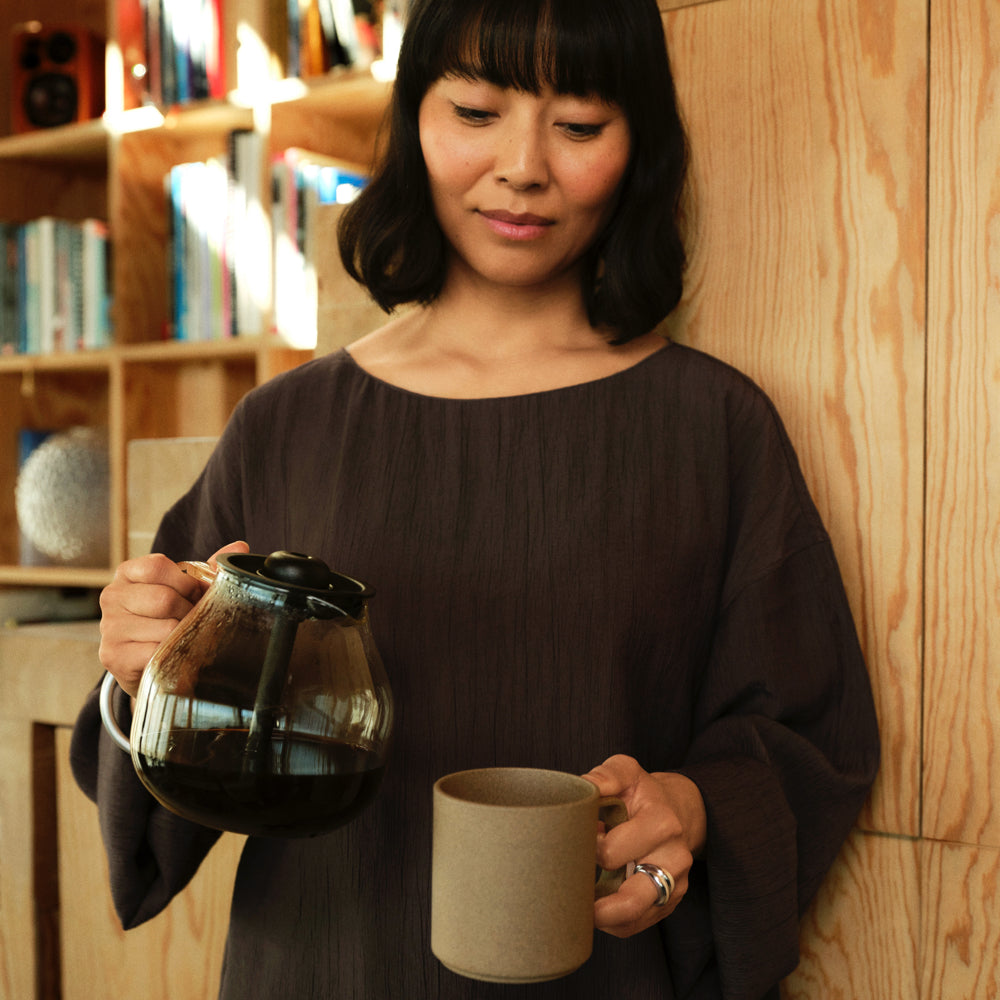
[{"xmin": 0, "ymin": 0, "xmax": 390, "ymax": 589}]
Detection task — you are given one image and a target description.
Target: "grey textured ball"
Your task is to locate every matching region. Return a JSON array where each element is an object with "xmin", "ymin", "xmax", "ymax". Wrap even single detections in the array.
[{"xmin": 15, "ymin": 427, "xmax": 110, "ymax": 566}]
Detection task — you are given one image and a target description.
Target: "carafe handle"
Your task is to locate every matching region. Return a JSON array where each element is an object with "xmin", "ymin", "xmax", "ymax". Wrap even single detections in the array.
[
  {"xmin": 177, "ymin": 559, "xmax": 217, "ymax": 585},
  {"xmin": 99, "ymin": 671, "xmax": 132, "ymax": 754}
]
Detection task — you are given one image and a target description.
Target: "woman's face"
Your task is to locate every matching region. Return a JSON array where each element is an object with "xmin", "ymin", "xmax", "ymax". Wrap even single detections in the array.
[{"xmin": 418, "ymin": 74, "xmax": 632, "ymax": 295}]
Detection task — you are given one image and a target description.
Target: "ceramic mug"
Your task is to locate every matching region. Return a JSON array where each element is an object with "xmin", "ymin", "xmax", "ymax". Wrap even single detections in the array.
[{"xmin": 431, "ymin": 766, "xmax": 627, "ymax": 984}]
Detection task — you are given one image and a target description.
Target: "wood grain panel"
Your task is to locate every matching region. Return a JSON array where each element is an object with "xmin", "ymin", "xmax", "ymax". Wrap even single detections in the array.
[
  {"xmin": 924, "ymin": 0, "xmax": 1000, "ymax": 848},
  {"xmin": 56, "ymin": 728, "xmax": 246, "ymax": 1000},
  {"xmin": 0, "ymin": 162, "xmax": 106, "ymax": 224},
  {"xmin": 662, "ymin": 0, "xmax": 926, "ymax": 837},
  {"xmin": 921, "ymin": 841, "xmax": 1000, "ymax": 999},
  {"xmin": 0, "ymin": 721, "xmax": 37, "ymax": 1000},
  {"xmin": 0, "ymin": 375, "xmax": 25, "ymax": 565},
  {"xmin": 126, "ymin": 436, "xmax": 219, "ymax": 557},
  {"xmin": 781, "ymin": 830, "xmax": 920, "ymax": 999},
  {"xmin": 121, "ymin": 360, "xmax": 255, "ymax": 441},
  {"xmin": 313, "ymin": 203, "xmax": 390, "ymax": 354}
]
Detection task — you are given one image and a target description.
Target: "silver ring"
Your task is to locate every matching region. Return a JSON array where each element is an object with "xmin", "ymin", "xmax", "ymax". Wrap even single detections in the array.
[{"xmin": 633, "ymin": 862, "xmax": 675, "ymax": 906}]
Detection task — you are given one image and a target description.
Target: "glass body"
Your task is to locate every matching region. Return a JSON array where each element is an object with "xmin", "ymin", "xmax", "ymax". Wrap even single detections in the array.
[{"xmin": 130, "ymin": 554, "xmax": 393, "ymax": 837}]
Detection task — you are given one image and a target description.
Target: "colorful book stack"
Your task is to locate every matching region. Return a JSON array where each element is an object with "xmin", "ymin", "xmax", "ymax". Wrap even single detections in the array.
[
  {"xmin": 121, "ymin": 0, "xmax": 226, "ymax": 107},
  {"xmin": 0, "ymin": 218, "xmax": 112, "ymax": 356},
  {"xmin": 165, "ymin": 134, "xmax": 365, "ymax": 344},
  {"xmin": 119, "ymin": 0, "xmax": 380, "ymax": 109},
  {"xmin": 285, "ymin": 0, "xmax": 362, "ymax": 79}
]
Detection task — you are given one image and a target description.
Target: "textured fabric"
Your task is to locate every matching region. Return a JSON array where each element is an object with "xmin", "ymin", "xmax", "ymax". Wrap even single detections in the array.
[{"xmin": 71, "ymin": 341, "xmax": 879, "ymax": 1000}]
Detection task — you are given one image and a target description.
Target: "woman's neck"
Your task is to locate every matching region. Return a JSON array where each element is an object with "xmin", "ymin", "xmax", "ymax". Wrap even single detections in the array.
[{"xmin": 345, "ymin": 271, "xmax": 665, "ymax": 399}]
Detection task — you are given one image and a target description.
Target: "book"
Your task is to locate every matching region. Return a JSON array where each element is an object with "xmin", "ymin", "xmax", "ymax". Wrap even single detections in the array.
[
  {"xmin": 166, "ymin": 165, "xmax": 189, "ymax": 338},
  {"xmin": 204, "ymin": 0, "xmax": 226, "ymax": 97},
  {"xmin": 271, "ymin": 147, "xmax": 368, "ymax": 347},
  {"xmin": 159, "ymin": 0, "xmax": 179, "ymax": 105},
  {"xmin": 228, "ymin": 128, "xmax": 266, "ymax": 336},
  {"xmin": 36, "ymin": 217, "xmax": 57, "ymax": 354},
  {"xmin": 143, "ymin": 0, "xmax": 163, "ymax": 106},
  {"xmin": 8, "ymin": 217, "xmax": 112, "ymax": 354},
  {"xmin": 81, "ymin": 219, "xmax": 112, "ymax": 349},
  {"xmin": 0, "ymin": 223, "xmax": 21, "ymax": 356},
  {"xmin": 166, "ymin": 155, "xmax": 234, "ymax": 341},
  {"xmin": 182, "ymin": 0, "xmax": 225, "ymax": 100}
]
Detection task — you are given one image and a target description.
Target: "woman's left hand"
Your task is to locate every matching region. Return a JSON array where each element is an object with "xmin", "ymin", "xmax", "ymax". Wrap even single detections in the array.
[{"xmin": 583, "ymin": 754, "xmax": 707, "ymax": 937}]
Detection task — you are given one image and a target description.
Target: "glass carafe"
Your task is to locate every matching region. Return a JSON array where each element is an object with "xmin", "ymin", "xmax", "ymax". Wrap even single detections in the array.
[{"xmin": 101, "ymin": 551, "xmax": 393, "ymax": 837}]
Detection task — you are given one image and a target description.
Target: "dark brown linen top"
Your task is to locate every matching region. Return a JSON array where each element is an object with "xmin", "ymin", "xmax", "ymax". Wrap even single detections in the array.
[{"xmin": 72, "ymin": 341, "xmax": 879, "ymax": 1000}]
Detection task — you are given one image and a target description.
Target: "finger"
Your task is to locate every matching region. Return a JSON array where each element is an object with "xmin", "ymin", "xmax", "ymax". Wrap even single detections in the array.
[
  {"xmin": 121, "ymin": 582, "xmax": 199, "ymax": 623},
  {"xmin": 100, "ymin": 600, "xmax": 187, "ymax": 644},
  {"xmin": 594, "ymin": 871, "xmax": 670, "ymax": 937},
  {"xmin": 98, "ymin": 637, "xmax": 164, "ymax": 690},
  {"xmin": 598, "ymin": 805, "xmax": 689, "ymax": 873},
  {"xmin": 112, "ymin": 553, "xmax": 204, "ymax": 604},
  {"xmin": 582, "ymin": 754, "xmax": 644, "ymax": 798}
]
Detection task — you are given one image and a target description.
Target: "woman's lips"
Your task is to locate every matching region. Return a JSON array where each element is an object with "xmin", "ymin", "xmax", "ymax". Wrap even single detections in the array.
[{"xmin": 478, "ymin": 209, "xmax": 554, "ymax": 240}]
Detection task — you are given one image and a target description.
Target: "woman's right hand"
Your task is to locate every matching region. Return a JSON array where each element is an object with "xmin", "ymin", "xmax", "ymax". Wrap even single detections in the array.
[{"xmin": 98, "ymin": 541, "xmax": 250, "ymax": 697}]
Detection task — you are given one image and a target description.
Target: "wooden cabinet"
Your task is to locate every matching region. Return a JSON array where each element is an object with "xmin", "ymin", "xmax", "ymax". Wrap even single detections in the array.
[{"xmin": 0, "ymin": 0, "xmax": 390, "ymax": 589}]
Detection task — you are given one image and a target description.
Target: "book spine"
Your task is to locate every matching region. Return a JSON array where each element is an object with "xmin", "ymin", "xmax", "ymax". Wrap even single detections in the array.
[
  {"xmin": 160, "ymin": 0, "xmax": 178, "ymax": 106},
  {"xmin": 52, "ymin": 219, "xmax": 73, "ymax": 352},
  {"xmin": 188, "ymin": 0, "xmax": 209, "ymax": 100},
  {"xmin": 36, "ymin": 217, "xmax": 56, "ymax": 355},
  {"xmin": 17, "ymin": 224, "xmax": 31, "ymax": 354},
  {"xmin": 0, "ymin": 224, "xmax": 19, "ymax": 356},
  {"xmin": 167, "ymin": 165, "xmax": 189, "ymax": 339},
  {"xmin": 145, "ymin": 0, "xmax": 164, "ymax": 106},
  {"xmin": 205, "ymin": 0, "xmax": 226, "ymax": 97}
]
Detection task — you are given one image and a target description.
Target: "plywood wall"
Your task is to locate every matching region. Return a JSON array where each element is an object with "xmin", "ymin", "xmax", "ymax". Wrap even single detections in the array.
[
  {"xmin": 922, "ymin": 2, "xmax": 1000, "ymax": 992},
  {"xmin": 663, "ymin": 0, "xmax": 926, "ymax": 841},
  {"xmin": 924, "ymin": 0, "xmax": 1000, "ymax": 851},
  {"xmin": 660, "ymin": 0, "xmax": 1000, "ymax": 995}
]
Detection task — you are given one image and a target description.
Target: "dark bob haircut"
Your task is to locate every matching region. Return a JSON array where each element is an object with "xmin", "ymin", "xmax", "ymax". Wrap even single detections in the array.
[{"xmin": 338, "ymin": 0, "xmax": 688, "ymax": 343}]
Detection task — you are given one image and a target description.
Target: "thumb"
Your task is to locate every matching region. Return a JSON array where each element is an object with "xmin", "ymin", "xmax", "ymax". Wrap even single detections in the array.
[
  {"xmin": 207, "ymin": 540, "xmax": 251, "ymax": 566},
  {"xmin": 182, "ymin": 542, "xmax": 251, "ymax": 597}
]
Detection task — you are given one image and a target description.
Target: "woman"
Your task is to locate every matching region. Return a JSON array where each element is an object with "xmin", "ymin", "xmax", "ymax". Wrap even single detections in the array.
[{"xmin": 72, "ymin": 0, "xmax": 880, "ymax": 997}]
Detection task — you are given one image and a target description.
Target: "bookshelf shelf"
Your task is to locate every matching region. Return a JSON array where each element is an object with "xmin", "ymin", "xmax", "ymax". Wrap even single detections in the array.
[
  {"xmin": 0, "ymin": 0, "xmax": 391, "ymax": 592},
  {"xmin": 0, "ymin": 350, "xmax": 111, "ymax": 373},
  {"xmin": 0, "ymin": 564, "xmax": 114, "ymax": 589},
  {"xmin": 0, "ymin": 118, "xmax": 110, "ymax": 164}
]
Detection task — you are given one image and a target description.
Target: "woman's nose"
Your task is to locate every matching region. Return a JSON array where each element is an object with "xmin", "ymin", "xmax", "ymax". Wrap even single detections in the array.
[{"xmin": 494, "ymin": 126, "xmax": 549, "ymax": 190}]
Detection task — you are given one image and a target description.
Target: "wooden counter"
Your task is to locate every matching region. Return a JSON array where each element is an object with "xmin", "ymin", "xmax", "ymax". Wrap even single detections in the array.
[{"xmin": 0, "ymin": 620, "xmax": 243, "ymax": 1000}]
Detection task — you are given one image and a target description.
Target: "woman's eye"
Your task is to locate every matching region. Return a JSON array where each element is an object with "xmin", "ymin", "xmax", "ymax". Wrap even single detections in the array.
[
  {"xmin": 559, "ymin": 122, "xmax": 605, "ymax": 140},
  {"xmin": 452, "ymin": 104, "xmax": 494, "ymax": 124}
]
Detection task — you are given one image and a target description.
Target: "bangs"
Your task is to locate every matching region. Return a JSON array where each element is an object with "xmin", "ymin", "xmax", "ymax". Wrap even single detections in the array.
[{"xmin": 422, "ymin": 0, "xmax": 628, "ymax": 102}]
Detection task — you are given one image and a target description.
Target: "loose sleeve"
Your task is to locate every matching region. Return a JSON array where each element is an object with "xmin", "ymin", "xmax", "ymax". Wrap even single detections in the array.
[
  {"xmin": 68, "ymin": 410, "xmax": 250, "ymax": 929},
  {"xmin": 675, "ymin": 383, "xmax": 880, "ymax": 999},
  {"xmin": 69, "ymin": 688, "xmax": 224, "ymax": 928}
]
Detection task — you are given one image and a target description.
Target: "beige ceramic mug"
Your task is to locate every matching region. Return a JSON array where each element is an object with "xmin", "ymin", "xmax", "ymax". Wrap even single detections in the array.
[{"xmin": 431, "ymin": 767, "xmax": 628, "ymax": 984}]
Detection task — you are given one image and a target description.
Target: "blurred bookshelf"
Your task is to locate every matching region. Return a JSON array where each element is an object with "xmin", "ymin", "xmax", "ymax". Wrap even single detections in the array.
[{"xmin": 0, "ymin": 0, "xmax": 393, "ymax": 588}]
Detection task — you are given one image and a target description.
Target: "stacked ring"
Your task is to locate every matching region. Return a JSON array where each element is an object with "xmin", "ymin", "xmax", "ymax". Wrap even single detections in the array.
[{"xmin": 633, "ymin": 862, "xmax": 675, "ymax": 906}]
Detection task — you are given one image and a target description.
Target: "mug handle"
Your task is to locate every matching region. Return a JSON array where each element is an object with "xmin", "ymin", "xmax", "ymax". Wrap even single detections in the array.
[{"xmin": 594, "ymin": 796, "xmax": 629, "ymax": 899}]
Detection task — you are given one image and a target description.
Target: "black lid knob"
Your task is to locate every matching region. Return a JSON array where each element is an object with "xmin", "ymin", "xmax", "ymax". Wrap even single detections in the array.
[{"xmin": 261, "ymin": 551, "xmax": 332, "ymax": 589}]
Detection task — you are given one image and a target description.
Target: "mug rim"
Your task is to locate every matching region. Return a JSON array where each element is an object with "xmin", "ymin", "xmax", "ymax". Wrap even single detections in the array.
[{"xmin": 434, "ymin": 767, "xmax": 598, "ymax": 810}]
